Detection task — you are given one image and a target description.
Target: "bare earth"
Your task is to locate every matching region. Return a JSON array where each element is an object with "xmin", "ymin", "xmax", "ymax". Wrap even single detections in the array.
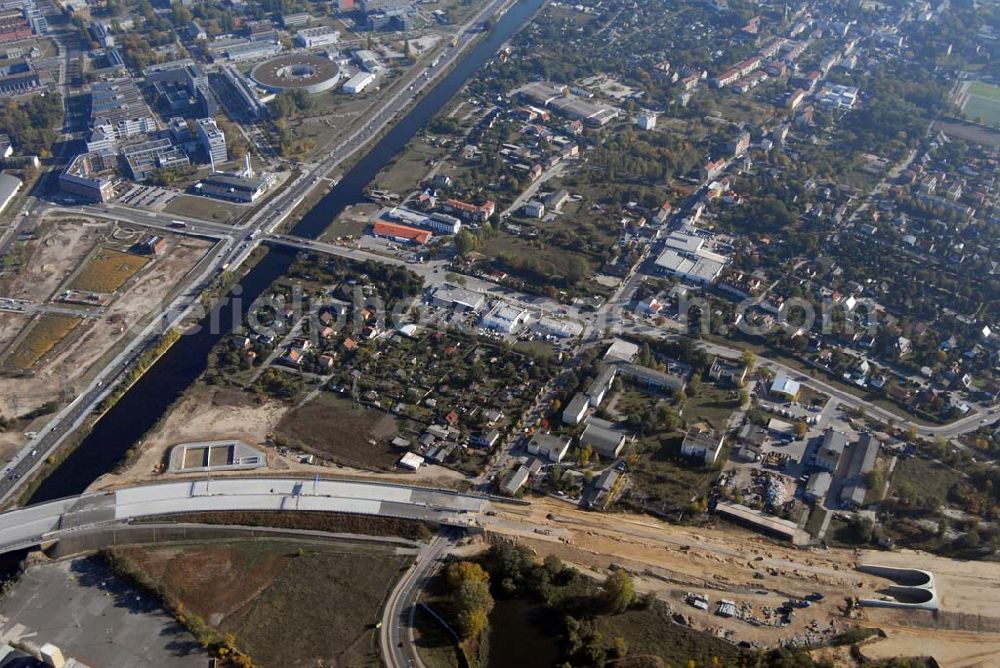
[
  {"xmin": 91, "ymin": 386, "xmax": 465, "ymax": 490},
  {"xmin": 480, "ymin": 498, "xmax": 1000, "ymax": 666},
  {"xmin": 90, "ymin": 386, "xmax": 286, "ymax": 489},
  {"xmin": 0, "ymin": 218, "xmax": 212, "ymax": 460}
]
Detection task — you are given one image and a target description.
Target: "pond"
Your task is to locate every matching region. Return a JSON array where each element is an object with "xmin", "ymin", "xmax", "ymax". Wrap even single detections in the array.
[{"xmin": 488, "ymin": 597, "xmax": 563, "ymax": 668}]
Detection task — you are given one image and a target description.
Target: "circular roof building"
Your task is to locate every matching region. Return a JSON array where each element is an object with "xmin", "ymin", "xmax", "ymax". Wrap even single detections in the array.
[{"xmin": 251, "ymin": 54, "xmax": 341, "ymax": 94}]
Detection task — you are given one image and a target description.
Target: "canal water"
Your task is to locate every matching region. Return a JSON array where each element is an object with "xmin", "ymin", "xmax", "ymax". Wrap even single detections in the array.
[{"xmin": 28, "ymin": 0, "xmax": 544, "ymax": 504}]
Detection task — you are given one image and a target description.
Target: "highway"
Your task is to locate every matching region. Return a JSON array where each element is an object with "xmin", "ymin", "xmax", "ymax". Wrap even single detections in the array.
[
  {"xmin": 0, "ymin": 476, "xmax": 491, "ymax": 554},
  {"xmin": 0, "ymin": 0, "xmax": 518, "ymax": 507}
]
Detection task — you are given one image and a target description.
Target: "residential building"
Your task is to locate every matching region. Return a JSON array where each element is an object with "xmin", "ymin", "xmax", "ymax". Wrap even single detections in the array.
[
  {"xmin": 701, "ymin": 158, "xmax": 726, "ymax": 180},
  {"xmin": 637, "ymin": 112, "xmax": 656, "ymax": 130},
  {"xmin": 526, "ymin": 432, "xmax": 571, "ymax": 463},
  {"xmin": 712, "ymin": 68, "xmax": 740, "ymax": 88},
  {"xmin": 441, "ymin": 198, "xmax": 494, "ymax": 222},
  {"xmin": 473, "ymin": 429, "xmax": 500, "ymax": 449},
  {"xmin": 730, "ymin": 130, "xmax": 751, "ymax": 158},
  {"xmin": 708, "ymin": 356, "xmax": 747, "ymax": 386},
  {"xmin": 187, "ymin": 20, "xmax": 206, "ymax": 40},
  {"xmin": 618, "ymin": 363, "xmax": 687, "ymax": 393},
  {"xmin": 787, "ymin": 88, "xmax": 807, "ymax": 110},
  {"xmin": 680, "ymin": 423, "xmax": 725, "ymax": 464},
  {"xmin": 523, "ymin": 200, "xmax": 545, "ymax": 218}
]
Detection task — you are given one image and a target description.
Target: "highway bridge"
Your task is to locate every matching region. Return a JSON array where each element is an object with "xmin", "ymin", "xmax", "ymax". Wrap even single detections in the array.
[{"xmin": 0, "ymin": 476, "xmax": 492, "ymax": 555}]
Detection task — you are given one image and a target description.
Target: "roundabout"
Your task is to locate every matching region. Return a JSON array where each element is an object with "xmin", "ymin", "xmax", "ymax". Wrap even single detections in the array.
[{"xmin": 250, "ymin": 53, "xmax": 342, "ymax": 94}]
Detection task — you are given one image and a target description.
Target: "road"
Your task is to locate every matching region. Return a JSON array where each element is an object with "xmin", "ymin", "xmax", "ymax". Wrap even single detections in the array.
[
  {"xmin": 698, "ymin": 339, "xmax": 1000, "ymax": 438},
  {"xmin": 0, "ymin": 0, "xmax": 516, "ymax": 506},
  {"xmin": 0, "ymin": 476, "xmax": 490, "ymax": 553},
  {"xmin": 380, "ymin": 534, "xmax": 453, "ymax": 668}
]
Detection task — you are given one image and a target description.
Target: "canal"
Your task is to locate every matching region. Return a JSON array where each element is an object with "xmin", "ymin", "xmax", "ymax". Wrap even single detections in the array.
[{"xmin": 28, "ymin": 0, "xmax": 544, "ymax": 504}]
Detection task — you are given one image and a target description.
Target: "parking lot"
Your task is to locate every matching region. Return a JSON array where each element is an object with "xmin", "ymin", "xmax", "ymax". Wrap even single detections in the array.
[
  {"xmin": 116, "ymin": 184, "xmax": 182, "ymax": 211},
  {"xmin": 0, "ymin": 557, "xmax": 207, "ymax": 667}
]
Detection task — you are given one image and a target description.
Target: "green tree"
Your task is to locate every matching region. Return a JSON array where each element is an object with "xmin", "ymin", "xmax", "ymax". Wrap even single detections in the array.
[
  {"xmin": 455, "ymin": 228, "xmax": 478, "ymax": 257},
  {"xmin": 446, "ymin": 561, "xmax": 489, "ymax": 589},
  {"xmin": 566, "ymin": 256, "xmax": 589, "ymax": 283},
  {"xmin": 600, "ymin": 570, "xmax": 635, "ymax": 613},
  {"xmin": 453, "ymin": 580, "xmax": 494, "ymax": 638}
]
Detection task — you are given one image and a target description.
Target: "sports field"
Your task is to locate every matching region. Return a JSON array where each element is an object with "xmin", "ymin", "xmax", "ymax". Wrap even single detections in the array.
[{"xmin": 961, "ymin": 81, "xmax": 1000, "ymax": 128}]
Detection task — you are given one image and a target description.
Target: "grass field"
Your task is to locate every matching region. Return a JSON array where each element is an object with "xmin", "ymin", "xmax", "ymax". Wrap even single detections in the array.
[
  {"xmin": 968, "ymin": 81, "xmax": 1000, "ymax": 99},
  {"xmin": 594, "ymin": 602, "xmax": 744, "ymax": 666},
  {"xmin": 412, "ymin": 605, "xmax": 462, "ymax": 668},
  {"xmin": 69, "ymin": 248, "xmax": 148, "ymax": 293},
  {"xmin": 962, "ymin": 82, "xmax": 1000, "ymax": 128},
  {"xmin": 686, "ymin": 384, "xmax": 739, "ymax": 431},
  {"xmin": 164, "ymin": 195, "xmax": 240, "ymax": 223},
  {"xmin": 274, "ymin": 393, "xmax": 402, "ymax": 470},
  {"xmin": 114, "ymin": 540, "xmax": 410, "ymax": 668},
  {"xmin": 629, "ymin": 432, "xmax": 719, "ymax": 511},
  {"xmin": 889, "ymin": 455, "xmax": 964, "ymax": 508},
  {"xmin": 4, "ymin": 314, "xmax": 82, "ymax": 370}
]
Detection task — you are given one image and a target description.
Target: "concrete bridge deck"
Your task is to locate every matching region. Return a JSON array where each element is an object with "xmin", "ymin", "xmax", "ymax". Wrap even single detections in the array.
[{"xmin": 0, "ymin": 477, "xmax": 493, "ymax": 554}]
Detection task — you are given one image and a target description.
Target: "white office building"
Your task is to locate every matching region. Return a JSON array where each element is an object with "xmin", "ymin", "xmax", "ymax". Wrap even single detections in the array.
[
  {"xmin": 196, "ymin": 117, "xmax": 227, "ymax": 166},
  {"xmin": 481, "ymin": 302, "xmax": 530, "ymax": 333},
  {"xmin": 343, "ymin": 71, "xmax": 376, "ymax": 94},
  {"xmin": 295, "ymin": 25, "xmax": 340, "ymax": 48}
]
